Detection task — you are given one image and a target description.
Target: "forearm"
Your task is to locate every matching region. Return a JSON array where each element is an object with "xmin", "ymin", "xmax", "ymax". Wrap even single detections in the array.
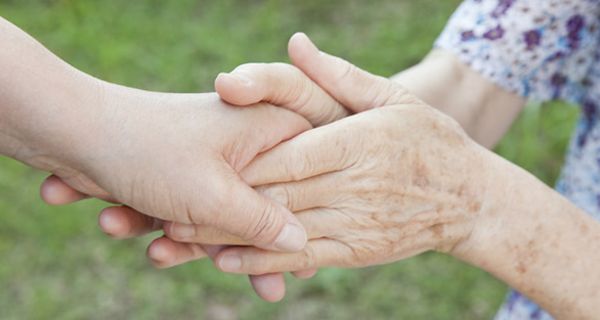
[
  {"xmin": 454, "ymin": 149, "xmax": 600, "ymax": 319},
  {"xmin": 0, "ymin": 16, "xmax": 102, "ymax": 169},
  {"xmin": 391, "ymin": 50, "xmax": 525, "ymax": 148}
]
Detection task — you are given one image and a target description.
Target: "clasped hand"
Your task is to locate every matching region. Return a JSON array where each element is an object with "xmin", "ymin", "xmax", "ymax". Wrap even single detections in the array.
[{"xmin": 41, "ymin": 33, "xmax": 491, "ymax": 301}]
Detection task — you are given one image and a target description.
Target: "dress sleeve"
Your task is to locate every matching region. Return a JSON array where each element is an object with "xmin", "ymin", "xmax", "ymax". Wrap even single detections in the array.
[{"xmin": 435, "ymin": 0, "xmax": 600, "ymax": 104}]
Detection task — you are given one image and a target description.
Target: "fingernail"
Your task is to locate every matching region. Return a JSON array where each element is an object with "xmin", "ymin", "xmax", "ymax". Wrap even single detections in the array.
[
  {"xmin": 171, "ymin": 223, "xmax": 195, "ymax": 238},
  {"xmin": 219, "ymin": 254, "xmax": 242, "ymax": 272},
  {"xmin": 274, "ymin": 223, "xmax": 306, "ymax": 252}
]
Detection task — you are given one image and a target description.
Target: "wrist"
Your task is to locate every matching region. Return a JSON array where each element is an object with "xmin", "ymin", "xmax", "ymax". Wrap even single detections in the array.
[
  {"xmin": 2, "ymin": 69, "xmax": 107, "ymax": 173},
  {"xmin": 448, "ymin": 151, "xmax": 530, "ymax": 266},
  {"xmin": 449, "ymin": 151, "xmax": 600, "ymax": 317},
  {"xmin": 0, "ymin": 16, "xmax": 109, "ymax": 172}
]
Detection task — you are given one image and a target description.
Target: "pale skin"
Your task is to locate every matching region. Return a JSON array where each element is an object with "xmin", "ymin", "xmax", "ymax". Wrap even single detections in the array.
[
  {"xmin": 63, "ymin": 34, "xmax": 528, "ymax": 300},
  {"xmin": 49, "ymin": 33, "xmax": 600, "ymax": 318},
  {"xmin": 0, "ymin": 16, "xmax": 321, "ymax": 268},
  {"xmin": 20, "ymin": 5, "xmax": 599, "ymax": 314},
  {"xmin": 221, "ymin": 35, "xmax": 600, "ymax": 319}
]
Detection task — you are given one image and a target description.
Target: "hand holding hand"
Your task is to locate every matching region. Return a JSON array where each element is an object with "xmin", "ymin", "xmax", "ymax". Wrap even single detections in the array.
[
  {"xmin": 206, "ymin": 35, "xmax": 491, "ymax": 275},
  {"xmin": 40, "ymin": 33, "xmax": 490, "ymax": 300},
  {"xmin": 30, "ymin": 88, "xmax": 313, "ymax": 252}
]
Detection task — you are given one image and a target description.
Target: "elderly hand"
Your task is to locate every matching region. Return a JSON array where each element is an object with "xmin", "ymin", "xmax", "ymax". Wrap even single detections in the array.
[
  {"xmin": 212, "ymin": 103, "xmax": 490, "ymax": 274},
  {"xmin": 204, "ymin": 35, "xmax": 493, "ymax": 274},
  {"xmin": 42, "ymin": 33, "xmax": 489, "ymax": 296},
  {"xmin": 144, "ymin": 34, "xmax": 488, "ymax": 282}
]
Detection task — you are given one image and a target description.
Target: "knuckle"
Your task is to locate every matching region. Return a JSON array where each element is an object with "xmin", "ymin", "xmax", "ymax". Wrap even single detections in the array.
[
  {"xmin": 380, "ymin": 81, "xmax": 422, "ymax": 106},
  {"xmin": 240, "ymin": 253, "xmax": 265, "ymax": 274},
  {"xmin": 300, "ymin": 245, "xmax": 317, "ymax": 269},
  {"xmin": 293, "ymin": 148, "xmax": 317, "ymax": 179},
  {"xmin": 167, "ymin": 222, "xmax": 197, "ymax": 241},
  {"xmin": 283, "ymin": 147, "xmax": 310, "ymax": 181},
  {"xmin": 259, "ymin": 185, "xmax": 293, "ymax": 210},
  {"xmin": 242, "ymin": 203, "xmax": 280, "ymax": 244},
  {"xmin": 336, "ymin": 59, "xmax": 358, "ymax": 83},
  {"xmin": 285, "ymin": 66, "xmax": 314, "ymax": 107}
]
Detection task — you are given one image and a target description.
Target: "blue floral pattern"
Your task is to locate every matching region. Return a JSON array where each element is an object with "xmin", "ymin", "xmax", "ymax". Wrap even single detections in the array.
[{"xmin": 435, "ymin": 0, "xmax": 600, "ymax": 319}]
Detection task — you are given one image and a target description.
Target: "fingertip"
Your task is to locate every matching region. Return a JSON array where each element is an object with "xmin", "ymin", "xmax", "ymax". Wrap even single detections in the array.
[
  {"xmin": 214, "ymin": 250, "xmax": 243, "ymax": 274},
  {"xmin": 147, "ymin": 237, "xmax": 176, "ymax": 266},
  {"xmin": 40, "ymin": 175, "xmax": 86, "ymax": 205},
  {"xmin": 214, "ymin": 72, "xmax": 258, "ymax": 106},
  {"xmin": 98, "ymin": 207, "xmax": 130, "ymax": 238},
  {"xmin": 288, "ymin": 32, "xmax": 319, "ymax": 65},
  {"xmin": 250, "ymin": 212, "xmax": 307, "ymax": 253},
  {"xmin": 249, "ymin": 274, "xmax": 286, "ymax": 302},
  {"xmin": 274, "ymin": 221, "xmax": 307, "ymax": 252}
]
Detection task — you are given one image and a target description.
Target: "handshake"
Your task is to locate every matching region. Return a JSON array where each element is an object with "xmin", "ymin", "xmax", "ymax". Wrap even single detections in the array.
[{"xmin": 4, "ymin": 27, "xmax": 490, "ymax": 302}]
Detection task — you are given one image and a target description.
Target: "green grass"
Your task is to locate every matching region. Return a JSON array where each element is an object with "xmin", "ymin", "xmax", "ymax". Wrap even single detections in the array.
[{"xmin": 0, "ymin": 1, "xmax": 580, "ymax": 319}]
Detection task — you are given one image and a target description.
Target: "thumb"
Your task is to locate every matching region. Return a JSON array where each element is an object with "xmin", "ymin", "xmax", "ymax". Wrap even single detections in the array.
[
  {"xmin": 214, "ymin": 62, "xmax": 349, "ymax": 126},
  {"xmin": 288, "ymin": 32, "xmax": 421, "ymax": 112},
  {"xmin": 205, "ymin": 168, "xmax": 307, "ymax": 252}
]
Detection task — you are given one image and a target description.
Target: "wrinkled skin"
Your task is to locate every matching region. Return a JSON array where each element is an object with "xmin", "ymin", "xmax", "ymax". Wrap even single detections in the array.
[
  {"xmin": 214, "ymin": 101, "xmax": 489, "ymax": 273},
  {"xmin": 41, "ymin": 33, "xmax": 490, "ymax": 298}
]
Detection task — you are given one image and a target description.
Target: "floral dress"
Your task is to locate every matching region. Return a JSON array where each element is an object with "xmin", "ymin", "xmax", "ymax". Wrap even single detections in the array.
[{"xmin": 434, "ymin": 0, "xmax": 600, "ymax": 319}]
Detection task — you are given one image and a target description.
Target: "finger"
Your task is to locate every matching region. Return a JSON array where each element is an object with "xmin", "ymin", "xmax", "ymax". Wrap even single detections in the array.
[
  {"xmin": 241, "ymin": 122, "xmax": 352, "ymax": 186},
  {"xmin": 288, "ymin": 32, "xmax": 420, "ymax": 111},
  {"xmin": 170, "ymin": 172, "xmax": 343, "ymax": 245},
  {"xmin": 201, "ymin": 244, "xmax": 226, "ymax": 258},
  {"xmin": 203, "ymin": 168, "xmax": 307, "ymax": 252},
  {"xmin": 203, "ymin": 245, "xmax": 289, "ymax": 302},
  {"xmin": 249, "ymin": 273, "xmax": 287, "ymax": 302},
  {"xmin": 215, "ymin": 63, "xmax": 349, "ymax": 126},
  {"xmin": 40, "ymin": 175, "xmax": 88, "ymax": 205},
  {"xmin": 204, "ymin": 244, "xmax": 288, "ymax": 302},
  {"xmin": 147, "ymin": 236, "xmax": 208, "ymax": 269},
  {"xmin": 202, "ymin": 245, "xmax": 285, "ymax": 302},
  {"xmin": 215, "ymin": 239, "xmax": 352, "ymax": 275},
  {"xmin": 99, "ymin": 206, "xmax": 162, "ymax": 239},
  {"xmin": 165, "ymin": 208, "xmax": 338, "ymax": 244},
  {"xmin": 256, "ymin": 172, "xmax": 341, "ymax": 212},
  {"xmin": 164, "ymin": 221, "xmax": 247, "ymax": 245},
  {"xmin": 176, "ymin": 98, "xmax": 314, "ymax": 251},
  {"xmin": 146, "ymin": 238, "xmax": 289, "ymax": 301},
  {"xmin": 292, "ymin": 268, "xmax": 318, "ymax": 279}
]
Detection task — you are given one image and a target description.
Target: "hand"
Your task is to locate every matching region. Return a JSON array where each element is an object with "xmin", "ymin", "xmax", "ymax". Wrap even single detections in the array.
[
  {"xmin": 214, "ymin": 108, "xmax": 489, "ymax": 275},
  {"xmin": 2, "ymin": 13, "xmax": 319, "ymax": 300},
  {"xmin": 202, "ymin": 37, "xmax": 492, "ymax": 275},
  {"xmin": 38, "ymin": 59, "xmax": 350, "ymax": 300},
  {"xmin": 27, "ymin": 86, "xmax": 316, "ymax": 252},
  {"xmin": 112, "ymin": 31, "xmax": 413, "ymax": 263},
  {"xmin": 42, "ymin": 33, "xmax": 473, "ymax": 296},
  {"xmin": 39, "ymin": 35, "xmax": 353, "ymax": 300},
  {"xmin": 38, "ymin": 32, "xmax": 433, "ymax": 297}
]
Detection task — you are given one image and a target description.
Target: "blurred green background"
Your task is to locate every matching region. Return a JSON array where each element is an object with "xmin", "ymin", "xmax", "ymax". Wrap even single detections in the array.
[{"xmin": 0, "ymin": 0, "xmax": 579, "ymax": 319}]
